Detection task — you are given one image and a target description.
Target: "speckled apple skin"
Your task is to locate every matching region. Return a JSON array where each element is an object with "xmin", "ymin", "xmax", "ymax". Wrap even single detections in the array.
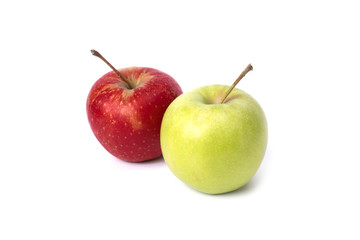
[
  {"xmin": 160, "ymin": 85, "xmax": 267, "ymax": 194},
  {"xmin": 87, "ymin": 67, "xmax": 182, "ymax": 162}
]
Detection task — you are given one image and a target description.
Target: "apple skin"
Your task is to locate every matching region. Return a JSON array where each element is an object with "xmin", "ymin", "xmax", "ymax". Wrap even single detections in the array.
[
  {"xmin": 87, "ymin": 67, "xmax": 182, "ymax": 162},
  {"xmin": 160, "ymin": 85, "xmax": 267, "ymax": 194}
]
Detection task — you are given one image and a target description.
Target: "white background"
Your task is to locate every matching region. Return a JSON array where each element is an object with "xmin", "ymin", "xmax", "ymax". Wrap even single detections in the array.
[{"xmin": 1, "ymin": 0, "xmax": 359, "ymax": 239}]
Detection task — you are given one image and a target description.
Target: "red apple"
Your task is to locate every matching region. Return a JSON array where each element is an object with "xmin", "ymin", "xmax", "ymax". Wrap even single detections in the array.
[{"xmin": 87, "ymin": 50, "xmax": 182, "ymax": 162}]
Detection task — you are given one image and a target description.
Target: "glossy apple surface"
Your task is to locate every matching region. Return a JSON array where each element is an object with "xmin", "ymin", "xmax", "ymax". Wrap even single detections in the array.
[
  {"xmin": 87, "ymin": 67, "xmax": 182, "ymax": 162},
  {"xmin": 160, "ymin": 85, "xmax": 267, "ymax": 194}
]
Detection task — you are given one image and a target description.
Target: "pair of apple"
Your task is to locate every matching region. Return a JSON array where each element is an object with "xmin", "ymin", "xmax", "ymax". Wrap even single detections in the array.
[{"xmin": 87, "ymin": 50, "xmax": 267, "ymax": 194}]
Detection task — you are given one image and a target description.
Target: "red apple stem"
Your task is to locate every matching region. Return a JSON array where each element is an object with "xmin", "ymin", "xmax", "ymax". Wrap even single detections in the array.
[
  {"xmin": 91, "ymin": 49, "xmax": 133, "ymax": 89},
  {"xmin": 220, "ymin": 64, "xmax": 253, "ymax": 104}
]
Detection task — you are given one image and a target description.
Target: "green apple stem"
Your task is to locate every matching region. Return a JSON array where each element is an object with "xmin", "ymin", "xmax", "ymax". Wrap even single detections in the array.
[
  {"xmin": 220, "ymin": 64, "xmax": 253, "ymax": 104},
  {"xmin": 91, "ymin": 49, "xmax": 133, "ymax": 89}
]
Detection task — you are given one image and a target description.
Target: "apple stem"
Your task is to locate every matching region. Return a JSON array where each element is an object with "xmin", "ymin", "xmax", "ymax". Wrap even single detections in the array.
[
  {"xmin": 220, "ymin": 64, "xmax": 253, "ymax": 104},
  {"xmin": 91, "ymin": 49, "xmax": 133, "ymax": 89}
]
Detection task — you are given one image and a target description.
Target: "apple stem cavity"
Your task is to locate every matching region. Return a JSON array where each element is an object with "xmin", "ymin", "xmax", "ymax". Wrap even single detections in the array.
[
  {"xmin": 91, "ymin": 49, "xmax": 133, "ymax": 89},
  {"xmin": 220, "ymin": 64, "xmax": 253, "ymax": 104}
]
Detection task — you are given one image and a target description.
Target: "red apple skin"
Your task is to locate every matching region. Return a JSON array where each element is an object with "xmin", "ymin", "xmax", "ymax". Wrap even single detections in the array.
[{"xmin": 87, "ymin": 67, "xmax": 182, "ymax": 162}]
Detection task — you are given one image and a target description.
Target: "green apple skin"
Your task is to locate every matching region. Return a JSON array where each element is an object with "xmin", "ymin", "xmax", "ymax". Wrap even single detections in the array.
[{"xmin": 160, "ymin": 85, "xmax": 267, "ymax": 194}]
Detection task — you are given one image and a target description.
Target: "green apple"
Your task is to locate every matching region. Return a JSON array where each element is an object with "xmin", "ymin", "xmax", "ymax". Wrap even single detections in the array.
[{"xmin": 160, "ymin": 65, "xmax": 267, "ymax": 194}]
